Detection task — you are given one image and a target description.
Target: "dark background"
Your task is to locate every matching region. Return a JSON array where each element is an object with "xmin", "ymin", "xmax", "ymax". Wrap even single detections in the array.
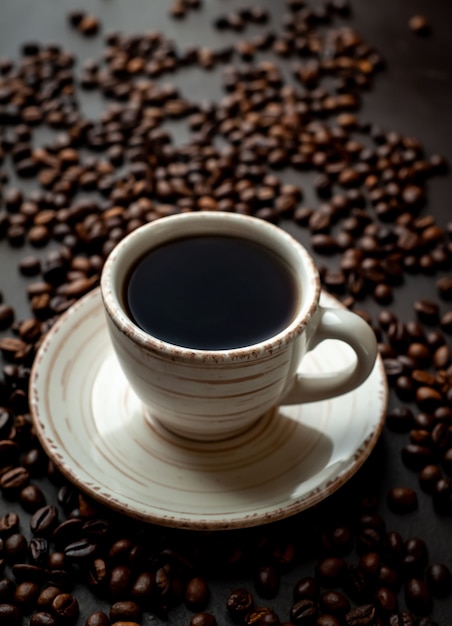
[{"xmin": 0, "ymin": 0, "xmax": 451, "ymax": 624}]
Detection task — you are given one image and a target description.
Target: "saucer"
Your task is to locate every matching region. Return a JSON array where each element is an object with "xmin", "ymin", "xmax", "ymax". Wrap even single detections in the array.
[{"xmin": 30, "ymin": 288, "xmax": 387, "ymax": 530}]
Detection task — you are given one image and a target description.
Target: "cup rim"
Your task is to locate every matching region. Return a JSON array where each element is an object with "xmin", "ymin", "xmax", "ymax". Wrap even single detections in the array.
[{"xmin": 100, "ymin": 212, "xmax": 321, "ymax": 362}]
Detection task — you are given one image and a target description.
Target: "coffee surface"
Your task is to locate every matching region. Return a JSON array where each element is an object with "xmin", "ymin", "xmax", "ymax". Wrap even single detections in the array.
[{"xmin": 125, "ymin": 235, "xmax": 298, "ymax": 350}]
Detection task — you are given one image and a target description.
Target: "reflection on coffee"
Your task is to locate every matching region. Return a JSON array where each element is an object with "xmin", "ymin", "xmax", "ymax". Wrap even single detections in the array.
[{"xmin": 124, "ymin": 235, "xmax": 298, "ymax": 350}]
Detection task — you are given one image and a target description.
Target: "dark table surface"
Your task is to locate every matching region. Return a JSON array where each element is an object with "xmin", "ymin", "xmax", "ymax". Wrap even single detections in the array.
[{"xmin": 0, "ymin": 1, "xmax": 451, "ymax": 625}]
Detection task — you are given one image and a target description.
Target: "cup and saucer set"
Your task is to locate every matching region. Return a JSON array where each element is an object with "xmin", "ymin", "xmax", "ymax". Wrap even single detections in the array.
[{"xmin": 30, "ymin": 213, "xmax": 387, "ymax": 531}]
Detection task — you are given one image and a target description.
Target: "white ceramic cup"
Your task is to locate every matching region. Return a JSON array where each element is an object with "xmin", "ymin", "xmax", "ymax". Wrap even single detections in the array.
[{"xmin": 101, "ymin": 212, "xmax": 377, "ymax": 442}]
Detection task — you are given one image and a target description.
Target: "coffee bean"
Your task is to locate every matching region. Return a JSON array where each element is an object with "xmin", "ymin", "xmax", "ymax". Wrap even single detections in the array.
[
  {"xmin": 320, "ymin": 590, "xmax": 350, "ymax": 616},
  {"xmin": 30, "ymin": 506, "xmax": 59, "ymax": 537},
  {"xmin": 387, "ymin": 612, "xmax": 415, "ymax": 625},
  {"xmin": 293, "ymin": 577, "xmax": 318, "ymax": 601},
  {"xmin": 254, "ymin": 566, "xmax": 279, "ymax": 599},
  {"xmin": 19, "ymin": 484, "xmax": 46, "ymax": 513},
  {"xmin": 109, "ymin": 600, "xmax": 142, "ymax": 623},
  {"xmin": 14, "ymin": 580, "xmax": 40, "ymax": 612},
  {"xmin": 386, "ymin": 407, "xmax": 414, "ymax": 433},
  {"xmin": 374, "ymin": 586, "xmax": 398, "ymax": 614},
  {"xmin": 226, "ymin": 587, "xmax": 255, "ymax": 623},
  {"xmin": 419, "ymin": 465, "xmax": 442, "ymax": 493},
  {"xmin": 4, "ymin": 533, "xmax": 28, "ymax": 563},
  {"xmin": 315, "ymin": 558, "xmax": 346, "ymax": 588},
  {"xmin": 30, "ymin": 612, "xmax": 58, "ymax": 626},
  {"xmin": 404, "ymin": 578, "xmax": 432, "ymax": 615},
  {"xmin": 85, "ymin": 611, "xmax": 110, "ymax": 626},
  {"xmin": 37, "ymin": 586, "xmax": 62, "ymax": 610},
  {"xmin": 289, "ymin": 598, "xmax": 318, "ymax": 625},
  {"xmin": 414, "ymin": 300, "xmax": 440, "ymax": 324},
  {"xmin": 387, "ymin": 487, "xmax": 418, "ymax": 513},
  {"xmin": 440, "ymin": 310, "xmax": 452, "ymax": 334},
  {"xmin": 408, "ymin": 15, "xmax": 430, "ymax": 35},
  {"xmin": 0, "ymin": 466, "xmax": 29, "ymax": 496},
  {"xmin": 189, "ymin": 613, "xmax": 217, "ymax": 626},
  {"xmin": 0, "ymin": 512, "xmax": 19, "ymax": 536},
  {"xmin": 64, "ymin": 538, "xmax": 98, "ymax": 562},
  {"xmin": 344, "ymin": 604, "xmax": 376, "ymax": 626},
  {"xmin": 0, "ymin": 304, "xmax": 14, "ymax": 330},
  {"xmin": 401, "ymin": 444, "xmax": 432, "ymax": 470},
  {"xmin": 108, "ymin": 566, "xmax": 133, "ymax": 600},
  {"xmin": 51, "ymin": 593, "xmax": 79, "ymax": 623},
  {"xmin": 245, "ymin": 607, "xmax": 280, "ymax": 626},
  {"xmin": 0, "ymin": 603, "xmax": 21, "ymax": 626}
]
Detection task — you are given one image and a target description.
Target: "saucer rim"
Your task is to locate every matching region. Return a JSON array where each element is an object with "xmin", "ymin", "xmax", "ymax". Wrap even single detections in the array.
[{"xmin": 30, "ymin": 287, "xmax": 387, "ymax": 530}]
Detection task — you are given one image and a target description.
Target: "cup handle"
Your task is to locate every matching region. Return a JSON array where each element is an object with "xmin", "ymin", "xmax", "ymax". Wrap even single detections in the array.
[{"xmin": 281, "ymin": 306, "xmax": 378, "ymax": 405}]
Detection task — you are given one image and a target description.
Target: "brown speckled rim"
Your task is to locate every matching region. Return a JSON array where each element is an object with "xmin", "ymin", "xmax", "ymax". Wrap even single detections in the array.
[{"xmin": 100, "ymin": 212, "xmax": 321, "ymax": 362}]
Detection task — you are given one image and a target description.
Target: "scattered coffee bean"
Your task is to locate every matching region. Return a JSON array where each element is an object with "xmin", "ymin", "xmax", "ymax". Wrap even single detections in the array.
[
  {"xmin": 189, "ymin": 613, "xmax": 217, "ymax": 626},
  {"xmin": 404, "ymin": 578, "xmax": 432, "ymax": 615},
  {"xmin": 387, "ymin": 487, "xmax": 418, "ymax": 514},
  {"xmin": 409, "ymin": 15, "xmax": 431, "ymax": 35}
]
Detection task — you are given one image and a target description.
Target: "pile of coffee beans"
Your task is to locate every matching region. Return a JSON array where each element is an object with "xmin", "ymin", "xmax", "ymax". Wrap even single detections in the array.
[{"xmin": 0, "ymin": 0, "xmax": 451, "ymax": 624}]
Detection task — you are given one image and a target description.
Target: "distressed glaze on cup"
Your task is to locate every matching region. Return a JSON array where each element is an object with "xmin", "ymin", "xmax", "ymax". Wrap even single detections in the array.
[{"xmin": 100, "ymin": 212, "xmax": 378, "ymax": 442}]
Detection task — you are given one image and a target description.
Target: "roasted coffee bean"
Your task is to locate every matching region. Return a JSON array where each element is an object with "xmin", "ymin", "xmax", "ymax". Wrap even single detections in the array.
[
  {"xmin": 189, "ymin": 613, "xmax": 217, "ymax": 626},
  {"xmin": 254, "ymin": 565, "xmax": 280, "ymax": 599},
  {"xmin": 130, "ymin": 571, "xmax": 155, "ymax": 607},
  {"xmin": 0, "ymin": 464, "xmax": 30, "ymax": 495},
  {"xmin": 227, "ymin": 588, "xmax": 254, "ymax": 623},
  {"xmin": 386, "ymin": 407, "xmax": 414, "ymax": 433},
  {"xmin": 320, "ymin": 590, "xmax": 350, "ymax": 616},
  {"xmin": 37, "ymin": 586, "xmax": 62, "ymax": 610},
  {"xmin": 404, "ymin": 578, "xmax": 432, "ymax": 615},
  {"xmin": 51, "ymin": 593, "xmax": 79, "ymax": 623},
  {"xmin": 387, "ymin": 487, "xmax": 418, "ymax": 513},
  {"xmin": 413, "ymin": 300, "xmax": 440, "ymax": 324},
  {"xmin": 403, "ymin": 537, "xmax": 428, "ymax": 576},
  {"xmin": 0, "ymin": 441, "xmax": 19, "ymax": 468},
  {"xmin": 344, "ymin": 604, "xmax": 376, "ymax": 625},
  {"xmin": 0, "ymin": 578, "xmax": 15, "ymax": 602},
  {"xmin": 0, "ymin": 603, "xmax": 21, "ymax": 625},
  {"xmin": 184, "ymin": 576, "xmax": 210, "ymax": 611},
  {"xmin": 385, "ymin": 531, "xmax": 405, "ymax": 566},
  {"xmin": 85, "ymin": 611, "xmax": 110, "ymax": 626},
  {"xmin": 4, "ymin": 533, "xmax": 28, "ymax": 563},
  {"xmin": 244, "ymin": 607, "xmax": 280, "ymax": 626},
  {"xmin": 401, "ymin": 444, "xmax": 432, "ymax": 470},
  {"xmin": 87, "ymin": 558, "xmax": 108, "ymax": 591},
  {"xmin": 108, "ymin": 565, "xmax": 133, "ymax": 599},
  {"xmin": 315, "ymin": 558, "xmax": 346, "ymax": 588},
  {"xmin": 293, "ymin": 577, "xmax": 318, "ymax": 601},
  {"xmin": 11, "ymin": 563, "xmax": 44, "ymax": 584},
  {"xmin": 289, "ymin": 598, "xmax": 318, "ymax": 625},
  {"xmin": 52, "ymin": 519, "xmax": 83, "ymax": 548},
  {"xmin": 0, "ymin": 512, "xmax": 19, "ymax": 536},
  {"xmin": 109, "ymin": 600, "xmax": 142, "ymax": 623},
  {"xmin": 19, "ymin": 484, "xmax": 46, "ymax": 513},
  {"xmin": 30, "ymin": 505, "xmax": 59, "ymax": 536},
  {"xmin": 30, "ymin": 612, "xmax": 58, "ymax": 626},
  {"xmin": 409, "ymin": 14, "xmax": 430, "ymax": 35},
  {"xmin": 441, "ymin": 310, "xmax": 452, "ymax": 333},
  {"xmin": 13, "ymin": 580, "xmax": 40, "ymax": 612},
  {"xmin": 425, "ymin": 562, "xmax": 452, "ymax": 597},
  {"xmin": 419, "ymin": 465, "xmax": 442, "ymax": 492},
  {"xmin": 0, "ymin": 406, "xmax": 14, "ymax": 438},
  {"xmin": 64, "ymin": 538, "xmax": 98, "ymax": 562},
  {"xmin": 0, "ymin": 304, "xmax": 14, "ymax": 330}
]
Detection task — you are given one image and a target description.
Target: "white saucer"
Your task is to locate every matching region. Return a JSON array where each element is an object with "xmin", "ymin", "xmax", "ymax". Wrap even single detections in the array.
[{"xmin": 30, "ymin": 288, "xmax": 387, "ymax": 530}]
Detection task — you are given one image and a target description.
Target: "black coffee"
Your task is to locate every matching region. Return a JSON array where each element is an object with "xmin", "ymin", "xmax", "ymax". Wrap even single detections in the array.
[{"xmin": 124, "ymin": 235, "xmax": 298, "ymax": 350}]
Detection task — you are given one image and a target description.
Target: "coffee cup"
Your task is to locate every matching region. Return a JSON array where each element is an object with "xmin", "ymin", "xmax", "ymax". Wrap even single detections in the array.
[{"xmin": 100, "ymin": 211, "xmax": 378, "ymax": 442}]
